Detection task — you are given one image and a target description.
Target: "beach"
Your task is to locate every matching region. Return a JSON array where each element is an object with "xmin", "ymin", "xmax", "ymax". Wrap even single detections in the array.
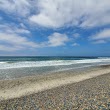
[
  {"xmin": 1, "ymin": 0, "xmax": 110, "ymax": 109},
  {"xmin": 0, "ymin": 65, "xmax": 110, "ymax": 109}
]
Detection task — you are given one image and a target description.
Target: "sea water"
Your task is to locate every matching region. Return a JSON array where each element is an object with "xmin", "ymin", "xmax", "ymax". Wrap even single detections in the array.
[{"xmin": 0, "ymin": 56, "xmax": 110, "ymax": 80}]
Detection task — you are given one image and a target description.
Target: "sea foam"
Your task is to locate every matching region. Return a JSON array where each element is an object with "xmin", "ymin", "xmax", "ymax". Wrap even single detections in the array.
[{"xmin": 0, "ymin": 58, "xmax": 110, "ymax": 69}]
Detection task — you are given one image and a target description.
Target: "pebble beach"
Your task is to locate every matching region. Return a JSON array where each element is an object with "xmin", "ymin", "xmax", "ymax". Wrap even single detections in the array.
[
  {"xmin": 1, "ymin": 0, "xmax": 110, "ymax": 109},
  {"xmin": 0, "ymin": 65, "xmax": 110, "ymax": 110}
]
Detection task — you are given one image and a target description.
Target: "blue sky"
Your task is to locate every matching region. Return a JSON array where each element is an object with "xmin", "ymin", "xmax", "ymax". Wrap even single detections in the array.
[{"xmin": 0, "ymin": 0, "xmax": 110, "ymax": 56}]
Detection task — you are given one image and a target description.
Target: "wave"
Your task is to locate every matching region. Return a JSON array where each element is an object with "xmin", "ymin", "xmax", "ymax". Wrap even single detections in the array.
[
  {"xmin": 0, "ymin": 58, "xmax": 110, "ymax": 69},
  {"xmin": 98, "ymin": 57, "xmax": 110, "ymax": 59},
  {"xmin": 0, "ymin": 62, "xmax": 7, "ymax": 64}
]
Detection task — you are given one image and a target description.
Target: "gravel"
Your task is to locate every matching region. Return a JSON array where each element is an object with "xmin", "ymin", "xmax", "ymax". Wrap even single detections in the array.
[{"xmin": 0, "ymin": 72, "xmax": 110, "ymax": 110}]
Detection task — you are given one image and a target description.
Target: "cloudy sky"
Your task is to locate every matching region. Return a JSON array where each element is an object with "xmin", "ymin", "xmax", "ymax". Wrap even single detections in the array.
[{"xmin": 0, "ymin": 0, "xmax": 110, "ymax": 56}]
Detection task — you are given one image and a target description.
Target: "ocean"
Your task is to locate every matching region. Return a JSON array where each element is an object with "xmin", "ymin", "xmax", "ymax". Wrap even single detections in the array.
[{"xmin": 0, "ymin": 56, "xmax": 110, "ymax": 80}]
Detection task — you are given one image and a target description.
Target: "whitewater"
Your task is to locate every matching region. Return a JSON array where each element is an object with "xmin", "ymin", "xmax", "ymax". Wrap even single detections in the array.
[{"xmin": 0, "ymin": 56, "xmax": 110, "ymax": 80}]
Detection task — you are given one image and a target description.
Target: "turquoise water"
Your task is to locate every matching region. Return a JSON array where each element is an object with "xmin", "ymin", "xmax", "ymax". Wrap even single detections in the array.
[{"xmin": 0, "ymin": 56, "xmax": 110, "ymax": 80}]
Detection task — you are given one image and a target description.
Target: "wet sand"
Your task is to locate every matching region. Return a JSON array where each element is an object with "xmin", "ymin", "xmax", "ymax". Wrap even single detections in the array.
[{"xmin": 0, "ymin": 65, "xmax": 110, "ymax": 109}]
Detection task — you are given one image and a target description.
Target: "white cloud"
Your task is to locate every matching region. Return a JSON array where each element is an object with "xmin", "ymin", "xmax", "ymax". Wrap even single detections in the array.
[
  {"xmin": 0, "ymin": 33, "xmax": 36, "ymax": 47},
  {"xmin": 0, "ymin": 0, "xmax": 31, "ymax": 17},
  {"xmin": 90, "ymin": 29, "xmax": 110, "ymax": 40},
  {"xmin": 29, "ymin": 0, "xmax": 110, "ymax": 28},
  {"xmin": 20, "ymin": 23, "xmax": 27, "ymax": 29},
  {"xmin": 14, "ymin": 28, "xmax": 30, "ymax": 34},
  {"xmin": 92, "ymin": 40, "xmax": 106, "ymax": 44},
  {"xmin": 0, "ymin": 24, "xmax": 30, "ymax": 34},
  {"xmin": 1, "ymin": 0, "xmax": 110, "ymax": 28},
  {"xmin": 0, "ymin": 45, "xmax": 24, "ymax": 52},
  {"xmin": 0, "ymin": 32, "xmax": 39, "ymax": 51},
  {"xmin": 29, "ymin": 0, "xmax": 81, "ymax": 28},
  {"xmin": 72, "ymin": 43, "xmax": 80, "ymax": 46},
  {"xmin": 90, "ymin": 28, "xmax": 110, "ymax": 44},
  {"xmin": 0, "ymin": 31, "xmax": 69, "ymax": 51},
  {"xmin": 90, "ymin": 28, "xmax": 110, "ymax": 40},
  {"xmin": 47, "ymin": 32, "xmax": 69, "ymax": 47},
  {"xmin": 0, "ymin": 22, "xmax": 38, "ymax": 51},
  {"xmin": 73, "ymin": 33, "xmax": 80, "ymax": 39}
]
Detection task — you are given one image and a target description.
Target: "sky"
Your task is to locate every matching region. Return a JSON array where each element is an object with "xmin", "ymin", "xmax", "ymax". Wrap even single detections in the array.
[{"xmin": 0, "ymin": 0, "xmax": 110, "ymax": 56}]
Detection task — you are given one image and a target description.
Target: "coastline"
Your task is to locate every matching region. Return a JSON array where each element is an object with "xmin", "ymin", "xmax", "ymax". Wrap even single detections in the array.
[{"xmin": 0, "ymin": 65, "xmax": 110, "ymax": 101}]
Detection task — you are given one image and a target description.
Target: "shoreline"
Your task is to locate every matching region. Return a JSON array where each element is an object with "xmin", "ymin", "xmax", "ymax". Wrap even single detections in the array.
[{"xmin": 0, "ymin": 65, "xmax": 110, "ymax": 101}]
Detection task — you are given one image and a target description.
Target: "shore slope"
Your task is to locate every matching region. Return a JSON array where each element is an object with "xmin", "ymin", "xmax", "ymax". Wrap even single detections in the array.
[{"xmin": 0, "ymin": 65, "xmax": 110, "ymax": 100}]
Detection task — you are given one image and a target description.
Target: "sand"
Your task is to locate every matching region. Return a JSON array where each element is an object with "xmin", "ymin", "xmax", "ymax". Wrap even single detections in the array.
[
  {"xmin": 0, "ymin": 65, "xmax": 110, "ymax": 109},
  {"xmin": 0, "ymin": 65, "xmax": 110, "ymax": 101}
]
